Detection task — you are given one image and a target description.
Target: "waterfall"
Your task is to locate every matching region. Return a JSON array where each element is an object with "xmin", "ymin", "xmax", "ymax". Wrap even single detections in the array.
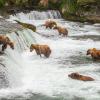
[
  {"xmin": 0, "ymin": 10, "xmax": 62, "ymax": 92},
  {"xmin": 9, "ymin": 10, "xmax": 62, "ymax": 21}
]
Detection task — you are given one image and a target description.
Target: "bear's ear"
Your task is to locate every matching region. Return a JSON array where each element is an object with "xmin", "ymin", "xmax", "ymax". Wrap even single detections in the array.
[{"xmin": 93, "ymin": 48, "xmax": 96, "ymax": 51}]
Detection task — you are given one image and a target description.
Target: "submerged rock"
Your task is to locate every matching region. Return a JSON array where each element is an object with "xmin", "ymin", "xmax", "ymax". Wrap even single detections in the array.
[{"xmin": 15, "ymin": 20, "xmax": 36, "ymax": 32}]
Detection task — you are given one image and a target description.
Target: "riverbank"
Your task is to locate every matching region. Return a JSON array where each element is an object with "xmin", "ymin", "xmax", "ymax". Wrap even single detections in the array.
[
  {"xmin": 0, "ymin": 5, "xmax": 100, "ymax": 23},
  {"xmin": 0, "ymin": 0, "xmax": 100, "ymax": 23},
  {"xmin": 62, "ymin": 14, "xmax": 100, "ymax": 24},
  {"xmin": 62, "ymin": 0, "xmax": 100, "ymax": 23}
]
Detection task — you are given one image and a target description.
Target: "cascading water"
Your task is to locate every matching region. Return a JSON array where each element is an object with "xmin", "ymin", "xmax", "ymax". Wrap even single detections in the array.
[
  {"xmin": 9, "ymin": 10, "xmax": 61, "ymax": 21},
  {"xmin": 0, "ymin": 10, "xmax": 100, "ymax": 100}
]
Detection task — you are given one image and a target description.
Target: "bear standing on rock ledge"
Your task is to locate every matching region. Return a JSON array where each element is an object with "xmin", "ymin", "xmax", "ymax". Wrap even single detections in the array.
[
  {"xmin": 0, "ymin": 35, "xmax": 14, "ymax": 51},
  {"xmin": 30, "ymin": 44, "xmax": 51, "ymax": 58}
]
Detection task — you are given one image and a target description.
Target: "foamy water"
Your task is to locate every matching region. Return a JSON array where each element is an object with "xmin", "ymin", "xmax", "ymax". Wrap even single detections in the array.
[{"xmin": 0, "ymin": 11, "xmax": 100, "ymax": 100}]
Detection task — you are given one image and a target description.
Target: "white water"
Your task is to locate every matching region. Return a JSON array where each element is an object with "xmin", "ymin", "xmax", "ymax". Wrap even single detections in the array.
[
  {"xmin": 9, "ymin": 10, "xmax": 61, "ymax": 21},
  {"xmin": 0, "ymin": 11, "xmax": 100, "ymax": 99}
]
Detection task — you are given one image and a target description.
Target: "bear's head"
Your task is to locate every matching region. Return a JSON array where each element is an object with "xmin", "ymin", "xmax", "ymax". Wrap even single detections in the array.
[
  {"xmin": 5, "ymin": 37, "xmax": 10, "ymax": 42},
  {"xmin": 51, "ymin": 21, "xmax": 57, "ymax": 25},
  {"xmin": 68, "ymin": 73, "xmax": 80, "ymax": 79},
  {"xmin": 30, "ymin": 44, "xmax": 38, "ymax": 52},
  {"xmin": 30, "ymin": 44, "xmax": 34, "ymax": 52},
  {"xmin": 8, "ymin": 42, "xmax": 14, "ymax": 50},
  {"xmin": 87, "ymin": 48, "xmax": 96, "ymax": 55}
]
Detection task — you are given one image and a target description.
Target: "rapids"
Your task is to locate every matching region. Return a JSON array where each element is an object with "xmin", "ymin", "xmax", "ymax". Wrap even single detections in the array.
[{"xmin": 0, "ymin": 10, "xmax": 100, "ymax": 100}]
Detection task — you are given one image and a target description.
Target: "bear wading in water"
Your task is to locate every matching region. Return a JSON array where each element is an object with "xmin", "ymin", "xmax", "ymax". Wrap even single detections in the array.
[
  {"xmin": 0, "ymin": 35, "xmax": 14, "ymax": 51},
  {"xmin": 30, "ymin": 44, "xmax": 51, "ymax": 58},
  {"xmin": 68, "ymin": 72, "xmax": 94, "ymax": 81},
  {"xmin": 87, "ymin": 48, "xmax": 100, "ymax": 60},
  {"xmin": 53, "ymin": 25, "xmax": 68, "ymax": 37},
  {"xmin": 43, "ymin": 20, "xmax": 57, "ymax": 29}
]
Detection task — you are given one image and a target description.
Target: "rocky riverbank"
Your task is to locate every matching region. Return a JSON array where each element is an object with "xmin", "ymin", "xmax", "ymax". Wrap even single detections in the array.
[
  {"xmin": 0, "ymin": 0, "xmax": 100, "ymax": 23},
  {"xmin": 62, "ymin": 0, "xmax": 100, "ymax": 23}
]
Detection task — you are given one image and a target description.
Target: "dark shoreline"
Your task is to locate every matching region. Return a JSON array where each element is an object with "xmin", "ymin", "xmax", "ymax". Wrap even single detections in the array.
[
  {"xmin": 0, "ymin": 6, "xmax": 59, "ymax": 16},
  {"xmin": 0, "ymin": 6, "xmax": 100, "ymax": 24}
]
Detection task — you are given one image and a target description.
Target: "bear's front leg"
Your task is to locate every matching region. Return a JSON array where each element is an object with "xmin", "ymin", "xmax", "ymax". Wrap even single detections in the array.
[
  {"xmin": 36, "ymin": 50, "xmax": 42, "ymax": 57},
  {"xmin": 2, "ymin": 44, "xmax": 7, "ymax": 51}
]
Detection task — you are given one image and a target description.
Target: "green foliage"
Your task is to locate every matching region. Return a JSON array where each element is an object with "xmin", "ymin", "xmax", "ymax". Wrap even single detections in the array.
[
  {"xmin": 0, "ymin": 0, "xmax": 5, "ymax": 8},
  {"xmin": 15, "ymin": 0, "xmax": 28, "ymax": 6},
  {"xmin": 78, "ymin": 0, "xmax": 96, "ymax": 4},
  {"xmin": 61, "ymin": 0, "xmax": 78, "ymax": 15},
  {"xmin": 48, "ymin": 0, "xmax": 61, "ymax": 9}
]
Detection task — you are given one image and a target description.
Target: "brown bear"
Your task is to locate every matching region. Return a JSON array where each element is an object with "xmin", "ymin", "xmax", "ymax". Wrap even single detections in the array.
[
  {"xmin": 68, "ymin": 72, "xmax": 94, "ymax": 81},
  {"xmin": 43, "ymin": 20, "xmax": 57, "ymax": 29},
  {"xmin": 0, "ymin": 35, "xmax": 14, "ymax": 51},
  {"xmin": 87, "ymin": 48, "xmax": 100, "ymax": 60},
  {"xmin": 30, "ymin": 44, "xmax": 51, "ymax": 58},
  {"xmin": 53, "ymin": 25, "xmax": 68, "ymax": 37}
]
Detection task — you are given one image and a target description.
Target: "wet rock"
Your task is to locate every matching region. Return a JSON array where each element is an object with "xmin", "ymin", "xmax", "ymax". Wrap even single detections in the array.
[{"xmin": 15, "ymin": 20, "xmax": 36, "ymax": 32}]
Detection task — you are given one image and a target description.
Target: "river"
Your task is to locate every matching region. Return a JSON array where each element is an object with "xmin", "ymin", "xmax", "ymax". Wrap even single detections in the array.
[{"xmin": 0, "ymin": 10, "xmax": 100, "ymax": 100}]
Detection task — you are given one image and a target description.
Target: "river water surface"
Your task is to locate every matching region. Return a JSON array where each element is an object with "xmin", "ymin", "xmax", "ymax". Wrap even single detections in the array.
[{"xmin": 0, "ymin": 10, "xmax": 100, "ymax": 100}]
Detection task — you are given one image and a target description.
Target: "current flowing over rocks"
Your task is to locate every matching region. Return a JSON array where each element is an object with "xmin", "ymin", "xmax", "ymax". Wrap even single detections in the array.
[{"xmin": 0, "ymin": 10, "xmax": 99, "ymax": 100}]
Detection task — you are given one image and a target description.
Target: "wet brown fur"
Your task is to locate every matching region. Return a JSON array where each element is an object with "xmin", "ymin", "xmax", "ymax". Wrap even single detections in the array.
[
  {"xmin": 43, "ymin": 20, "xmax": 57, "ymax": 29},
  {"xmin": 30, "ymin": 44, "xmax": 51, "ymax": 58},
  {"xmin": 53, "ymin": 26, "xmax": 68, "ymax": 37},
  {"xmin": 0, "ymin": 35, "xmax": 14, "ymax": 51},
  {"xmin": 68, "ymin": 72, "xmax": 94, "ymax": 81},
  {"xmin": 87, "ymin": 48, "xmax": 100, "ymax": 59}
]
